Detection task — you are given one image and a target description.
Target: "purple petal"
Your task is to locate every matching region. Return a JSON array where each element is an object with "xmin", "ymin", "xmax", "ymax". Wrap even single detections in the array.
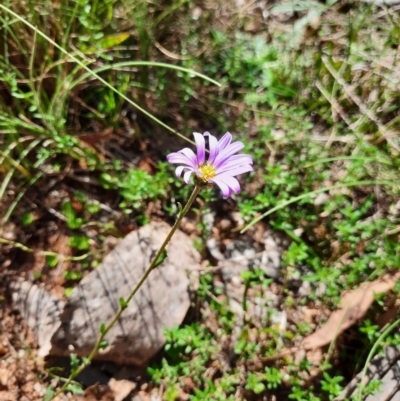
[
  {"xmin": 180, "ymin": 148, "xmax": 198, "ymax": 167},
  {"xmin": 217, "ymin": 175, "xmax": 241, "ymax": 194},
  {"xmin": 217, "ymin": 164, "xmax": 253, "ymax": 176},
  {"xmin": 167, "ymin": 152, "xmax": 196, "ymax": 167},
  {"xmin": 216, "ymin": 155, "xmax": 253, "ymax": 172},
  {"xmin": 175, "ymin": 165, "xmax": 193, "ymax": 177},
  {"xmin": 228, "ymin": 154, "xmax": 253, "ymax": 165},
  {"xmin": 218, "ymin": 132, "xmax": 232, "ymax": 150},
  {"xmin": 193, "ymin": 132, "xmax": 206, "ymax": 165},
  {"xmin": 211, "ymin": 177, "xmax": 233, "ymax": 198},
  {"xmin": 183, "ymin": 170, "xmax": 193, "ymax": 184},
  {"xmin": 175, "ymin": 166, "xmax": 184, "ymax": 177},
  {"xmin": 166, "ymin": 152, "xmax": 183, "ymax": 163},
  {"xmin": 204, "ymin": 132, "xmax": 219, "ymax": 164},
  {"xmin": 213, "ymin": 141, "xmax": 245, "ymax": 168}
]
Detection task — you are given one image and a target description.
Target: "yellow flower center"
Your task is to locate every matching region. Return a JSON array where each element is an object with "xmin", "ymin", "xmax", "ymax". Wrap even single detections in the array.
[{"xmin": 199, "ymin": 163, "xmax": 216, "ymax": 181}]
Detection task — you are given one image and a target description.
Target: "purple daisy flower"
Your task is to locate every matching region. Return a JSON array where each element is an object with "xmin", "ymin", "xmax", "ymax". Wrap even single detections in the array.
[{"xmin": 166, "ymin": 132, "xmax": 253, "ymax": 198}]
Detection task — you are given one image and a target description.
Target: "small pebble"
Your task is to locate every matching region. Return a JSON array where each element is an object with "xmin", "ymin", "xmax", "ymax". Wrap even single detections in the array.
[{"xmin": 0, "ymin": 342, "xmax": 7, "ymax": 356}]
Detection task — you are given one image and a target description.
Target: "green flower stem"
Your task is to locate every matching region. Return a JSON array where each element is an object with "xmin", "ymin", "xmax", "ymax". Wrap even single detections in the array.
[{"xmin": 52, "ymin": 185, "xmax": 201, "ymax": 399}]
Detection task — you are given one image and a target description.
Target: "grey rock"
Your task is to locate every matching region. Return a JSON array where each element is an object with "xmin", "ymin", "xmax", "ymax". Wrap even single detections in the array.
[
  {"xmin": 10, "ymin": 280, "xmax": 65, "ymax": 357},
  {"xmin": 206, "ymin": 237, "xmax": 225, "ymax": 261},
  {"xmin": 225, "ymin": 238, "xmax": 257, "ymax": 261},
  {"xmin": 11, "ymin": 222, "xmax": 200, "ymax": 365},
  {"xmin": 220, "ymin": 260, "xmax": 249, "ymax": 282},
  {"xmin": 336, "ymin": 346, "xmax": 400, "ymax": 401},
  {"xmin": 365, "ymin": 363, "xmax": 400, "ymax": 401},
  {"xmin": 223, "ymin": 231, "xmax": 283, "ymax": 279},
  {"xmin": 202, "ymin": 212, "xmax": 215, "ymax": 232}
]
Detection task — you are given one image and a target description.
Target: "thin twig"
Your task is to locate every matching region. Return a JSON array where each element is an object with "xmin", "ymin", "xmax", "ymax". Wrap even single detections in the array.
[{"xmin": 0, "ymin": 238, "xmax": 89, "ymax": 262}]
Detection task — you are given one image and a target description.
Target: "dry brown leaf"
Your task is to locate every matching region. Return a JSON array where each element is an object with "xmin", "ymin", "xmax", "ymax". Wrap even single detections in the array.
[
  {"xmin": 74, "ymin": 383, "xmax": 114, "ymax": 401},
  {"xmin": 108, "ymin": 378, "xmax": 136, "ymax": 401},
  {"xmin": 301, "ymin": 271, "xmax": 400, "ymax": 350}
]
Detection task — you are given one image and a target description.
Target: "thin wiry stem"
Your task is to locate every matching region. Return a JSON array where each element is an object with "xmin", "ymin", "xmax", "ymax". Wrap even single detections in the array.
[{"xmin": 51, "ymin": 185, "xmax": 201, "ymax": 399}]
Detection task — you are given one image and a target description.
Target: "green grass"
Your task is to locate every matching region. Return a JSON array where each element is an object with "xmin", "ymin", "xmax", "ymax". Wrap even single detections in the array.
[{"xmin": 1, "ymin": 1, "xmax": 400, "ymax": 400}]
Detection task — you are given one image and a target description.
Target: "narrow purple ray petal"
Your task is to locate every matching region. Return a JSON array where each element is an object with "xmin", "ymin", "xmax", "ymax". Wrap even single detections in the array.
[
  {"xmin": 214, "ymin": 141, "xmax": 245, "ymax": 168},
  {"xmin": 193, "ymin": 132, "xmax": 206, "ymax": 165},
  {"xmin": 211, "ymin": 177, "xmax": 233, "ymax": 198},
  {"xmin": 217, "ymin": 164, "xmax": 253, "ymax": 176},
  {"xmin": 175, "ymin": 165, "xmax": 189, "ymax": 177},
  {"xmin": 180, "ymin": 148, "xmax": 198, "ymax": 167},
  {"xmin": 183, "ymin": 170, "xmax": 193, "ymax": 184},
  {"xmin": 167, "ymin": 153, "xmax": 196, "ymax": 167},
  {"xmin": 204, "ymin": 132, "xmax": 219, "ymax": 164},
  {"xmin": 215, "ymin": 155, "xmax": 253, "ymax": 172},
  {"xmin": 218, "ymin": 132, "xmax": 232, "ymax": 150},
  {"xmin": 217, "ymin": 175, "xmax": 241, "ymax": 194},
  {"xmin": 166, "ymin": 152, "xmax": 183, "ymax": 162},
  {"xmin": 226, "ymin": 154, "xmax": 253, "ymax": 165}
]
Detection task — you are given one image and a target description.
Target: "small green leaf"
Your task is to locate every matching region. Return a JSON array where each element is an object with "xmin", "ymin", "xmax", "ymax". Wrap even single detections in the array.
[
  {"xmin": 155, "ymin": 249, "xmax": 168, "ymax": 267},
  {"xmin": 68, "ymin": 235, "xmax": 90, "ymax": 251},
  {"xmin": 62, "ymin": 201, "xmax": 84, "ymax": 229},
  {"xmin": 99, "ymin": 173, "xmax": 117, "ymax": 189},
  {"xmin": 254, "ymin": 382, "xmax": 266, "ymax": 394},
  {"xmin": 70, "ymin": 353, "xmax": 80, "ymax": 370},
  {"xmin": 64, "ymin": 287, "xmax": 73, "ymax": 297},
  {"xmin": 240, "ymin": 271, "xmax": 253, "ymax": 281},
  {"xmin": 99, "ymin": 340, "xmax": 109, "ymax": 350},
  {"xmin": 33, "ymin": 271, "xmax": 42, "ymax": 279},
  {"xmin": 67, "ymin": 383, "xmax": 84, "ymax": 395},
  {"xmin": 100, "ymin": 322, "xmax": 106, "ymax": 335},
  {"xmin": 177, "ymin": 202, "xmax": 183, "ymax": 217},
  {"xmin": 119, "ymin": 297, "xmax": 128, "ymax": 310},
  {"xmin": 64, "ymin": 270, "xmax": 83, "ymax": 281},
  {"xmin": 46, "ymin": 254, "xmax": 58, "ymax": 268},
  {"xmin": 86, "ymin": 202, "xmax": 101, "ymax": 215},
  {"xmin": 43, "ymin": 387, "xmax": 55, "ymax": 401},
  {"xmin": 82, "ymin": 357, "xmax": 91, "ymax": 365},
  {"xmin": 21, "ymin": 212, "xmax": 35, "ymax": 226},
  {"xmin": 85, "ymin": 33, "xmax": 129, "ymax": 51}
]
